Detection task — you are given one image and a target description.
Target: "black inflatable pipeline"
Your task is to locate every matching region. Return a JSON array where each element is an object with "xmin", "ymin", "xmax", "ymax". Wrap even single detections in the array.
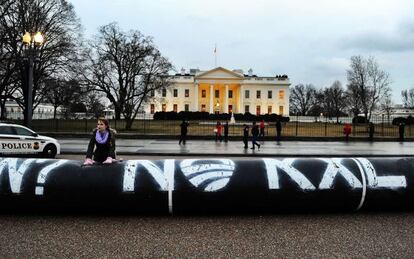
[{"xmin": 0, "ymin": 157, "xmax": 412, "ymax": 214}]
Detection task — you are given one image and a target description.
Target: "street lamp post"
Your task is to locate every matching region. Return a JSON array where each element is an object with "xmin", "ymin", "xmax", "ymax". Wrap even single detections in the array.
[{"xmin": 22, "ymin": 31, "xmax": 44, "ymax": 128}]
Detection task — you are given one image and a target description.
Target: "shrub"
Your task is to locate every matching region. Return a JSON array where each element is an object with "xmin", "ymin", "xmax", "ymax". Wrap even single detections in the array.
[
  {"xmin": 153, "ymin": 111, "xmax": 289, "ymax": 122},
  {"xmin": 391, "ymin": 117, "xmax": 414, "ymax": 126},
  {"xmin": 352, "ymin": 116, "xmax": 368, "ymax": 124}
]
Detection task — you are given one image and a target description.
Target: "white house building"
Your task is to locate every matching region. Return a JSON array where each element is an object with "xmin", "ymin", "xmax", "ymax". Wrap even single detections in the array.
[
  {"xmin": 145, "ymin": 67, "xmax": 290, "ymax": 116},
  {"xmin": 1, "ymin": 101, "xmax": 57, "ymax": 120}
]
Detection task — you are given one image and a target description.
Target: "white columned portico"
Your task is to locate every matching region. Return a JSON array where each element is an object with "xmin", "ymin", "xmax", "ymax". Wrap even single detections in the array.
[
  {"xmin": 209, "ymin": 84, "xmax": 214, "ymax": 114},
  {"xmin": 239, "ymin": 84, "xmax": 244, "ymax": 113},
  {"xmin": 224, "ymin": 84, "xmax": 229, "ymax": 113},
  {"xmin": 194, "ymin": 83, "xmax": 199, "ymax": 111}
]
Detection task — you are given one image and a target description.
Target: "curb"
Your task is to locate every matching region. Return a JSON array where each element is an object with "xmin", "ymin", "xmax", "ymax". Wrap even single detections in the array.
[
  {"xmin": 43, "ymin": 132, "xmax": 413, "ymax": 142},
  {"xmin": 60, "ymin": 150, "xmax": 414, "ymax": 158}
]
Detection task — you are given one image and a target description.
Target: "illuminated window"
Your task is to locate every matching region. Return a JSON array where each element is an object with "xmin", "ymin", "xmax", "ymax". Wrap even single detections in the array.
[
  {"xmin": 228, "ymin": 105, "xmax": 233, "ymax": 113},
  {"xmin": 268, "ymin": 106, "xmax": 272, "ymax": 114},
  {"xmin": 150, "ymin": 104, "xmax": 155, "ymax": 114},
  {"xmin": 202, "ymin": 90, "xmax": 206, "ymax": 98},
  {"xmin": 173, "ymin": 104, "xmax": 178, "ymax": 112},
  {"xmin": 256, "ymin": 105, "xmax": 261, "ymax": 115},
  {"xmin": 279, "ymin": 106, "xmax": 284, "ymax": 115},
  {"xmin": 162, "ymin": 104, "xmax": 166, "ymax": 112},
  {"xmin": 279, "ymin": 90, "xmax": 285, "ymax": 100},
  {"xmin": 201, "ymin": 104, "xmax": 206, "ymax": 112}
]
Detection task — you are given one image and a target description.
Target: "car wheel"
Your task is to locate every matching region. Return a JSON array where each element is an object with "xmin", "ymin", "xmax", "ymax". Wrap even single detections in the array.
[{"xmin": 42, "ymin": 144, "xmax": 57, "ymax": 158}]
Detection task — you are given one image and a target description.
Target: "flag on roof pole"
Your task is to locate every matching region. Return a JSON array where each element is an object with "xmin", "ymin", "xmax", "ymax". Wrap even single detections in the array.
[{"xmin": 214, "ymin": 44, "xmax": 217, "ymax": 67}]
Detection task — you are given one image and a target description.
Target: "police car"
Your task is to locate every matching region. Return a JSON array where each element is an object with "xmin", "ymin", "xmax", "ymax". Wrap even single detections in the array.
[{"xmin": 0, "ymin": 123, "xmax": 60, "ymax": 158}]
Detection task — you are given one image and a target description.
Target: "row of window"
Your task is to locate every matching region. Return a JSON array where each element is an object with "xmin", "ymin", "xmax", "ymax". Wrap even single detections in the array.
[
  {"xmin": 151, "ymin": 89, "xmax": 285, "ymax": 100},
  {"xmin": 150, "ymin": 104, "xmax": 284, "ymax": 115},
  {"xmin": 150, "ymin": 104, "xmax": 190, "ymax": 114},
  {"xmin": 5, "ymin": 108, "xmax": 53, "ymax": 113},
  {"xmin": 151, "ymin": 89, "xmax": 190, "ymax": 98}
]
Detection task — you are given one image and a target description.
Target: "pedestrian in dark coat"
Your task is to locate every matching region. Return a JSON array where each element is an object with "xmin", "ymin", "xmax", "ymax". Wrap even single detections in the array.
[
  {"xmin": 399, "ymin": 122, "xmax": 405, "ymax": 141},
  {"xmin": 179, "ymin": 120, "xmax": 189, "ymax": 145},
  {"xmin": 251, "ymin": 121, "xmax": 261, "ymax": 150},
  {"xmin": 276, "ymin": 119, "xmax": 282, "ymax": 141},
  {"xmin": 224, "ymin": 122, "xmax": 229, "ymax": 142},
  {"xmin": 368, "ymin": 122, "xmax": 374, "ymax": 141},
  {"xmin": 243, "ymin": 124, "xmax": 249, "ymax": 149},
  {"xmin": 84, "ymin": 118, "xmax": 116, "ymax": 165}
]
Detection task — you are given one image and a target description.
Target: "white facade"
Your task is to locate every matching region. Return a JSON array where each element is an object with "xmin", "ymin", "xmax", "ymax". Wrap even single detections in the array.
[
  {"xmin": 1, "ymin": 101, "xmax": 58, "ymax": 120},
  {"xmin": 145, "ymin": 67, "xmax": 290, "ymax": 116}
]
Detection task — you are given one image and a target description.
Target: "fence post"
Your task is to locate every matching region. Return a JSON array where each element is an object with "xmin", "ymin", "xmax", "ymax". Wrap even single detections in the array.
[
  {"xmin": 295, "ymin": 113, "xmax": 299, "ymax": 136},
  {"xmin": 266, "ymin": 123, "xmax": 269, "ymax": 137},
  {"xmin": 325, "ymin": 116, "xmax": 328, "ymax": 136},
  {"xmin": 143, "ymin": 114, "xmax": 146, "ymax": 135},
  {"xmin": 381, "ymin": 114, "xmax": 384, "ymax": 136}
]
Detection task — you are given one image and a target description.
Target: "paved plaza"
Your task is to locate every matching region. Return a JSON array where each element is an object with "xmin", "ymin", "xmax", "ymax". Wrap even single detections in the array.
[{"xmin": 58, "ymin": 138, "xmax": 414, "ymax": 157}]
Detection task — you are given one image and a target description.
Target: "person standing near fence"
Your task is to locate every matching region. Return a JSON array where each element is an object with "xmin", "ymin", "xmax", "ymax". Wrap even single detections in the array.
[
  {"xmin": 179, "ymin": 119, "xmax": 189, "ymax": 145},
  {"xmin": 259, "ymin": 120, "xmax": 265, "ymax": 140},
  {"xmin": 243, "ymin": 124, "xmax": 249, "ymax": 149},
  {"xmin": 276, "ymin": 119, "xmax": 282, "ymax": 141},
  {"xmin": 251, "ymin": 121, "xmax": 261, "ymax": 150},
  {"xmin": 83, "ymin": 117, "xmax": 116, "ymax": 165},
  {"xmin": 224, "ymin": 121, "xmax": 229, "ymax": 142},
  {"xmin": 215, "ymin": 121, "xmax": 223, "ymax": 142},
  {"xmin": 344, "ymin": 123, "xmax": 351, "ymax": 141},
  {"xmin": 368, "ymin": 122, "xmax": 374, "ymax": 141},
  {"xmin": 399, "ymin": 122, "xmax": 405, "ymax": 141}
]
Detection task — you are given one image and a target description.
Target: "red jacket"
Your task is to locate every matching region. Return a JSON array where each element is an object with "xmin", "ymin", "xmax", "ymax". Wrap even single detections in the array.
[
  {"xmin": 343, "ymin": 124, "xmax": 351, "ymax": 135},
  {"xmin": 216, "ymin": 125, "xmax": 222, "ymax": 135},
  {"xmin": 260, "ymin": 121, "xmax": 265, "ymax": 129}
]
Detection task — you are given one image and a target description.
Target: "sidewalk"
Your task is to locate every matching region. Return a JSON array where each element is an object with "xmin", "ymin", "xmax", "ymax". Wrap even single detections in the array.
[{"xmin": 59, "ymin": 138, "xmax": 414, "ymax": 157}]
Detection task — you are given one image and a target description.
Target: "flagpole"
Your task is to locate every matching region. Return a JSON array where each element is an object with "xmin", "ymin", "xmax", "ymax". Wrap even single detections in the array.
[{"xmin": 214, "ymin": 43, "xmax": 217, "ymax": 67}]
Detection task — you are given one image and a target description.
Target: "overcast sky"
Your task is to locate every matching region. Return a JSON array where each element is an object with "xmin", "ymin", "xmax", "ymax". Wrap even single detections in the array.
[{"xmin": 69, "ymin": 0, "xmax": 414, "ymax": 103}]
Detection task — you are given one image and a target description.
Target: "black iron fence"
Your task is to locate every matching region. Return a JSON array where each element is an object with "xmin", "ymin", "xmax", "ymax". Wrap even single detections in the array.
[{"xmin": 2, "ymin": 116, "xmax": 412, "ymax": 138}]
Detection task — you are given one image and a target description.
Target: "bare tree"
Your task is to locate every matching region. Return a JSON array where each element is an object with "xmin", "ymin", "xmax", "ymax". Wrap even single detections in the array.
[
  {"xmin": 0, "ymin": 0, "xmax": 82, "ymax": 122},
  {"xmin": 347, "ymin": 55, "xmax": 391, "ymax": 121},
  {"xmin": 289, "ymin": 84, "xmax": 316, "ymax": 115},
  {"xmin": 0, "ymin": 0, "xmax": 19, "ymax": 119},
  {"xmin": 401, "ymin": 89, "xmax": 414, "ymax": 109},
  {"xmin": 78, "ymin": 23, "xmax": 173, "ymax": 129},
  {"xmin": 324, "ymin": 80, "xmax": 348, "ymax": 123},
  {"xmin": 308, "ymin": 88, "xmax": 324, "ymax": 117},
  {"xmin": 84, "ymin": 93, "xmax": 106, "ymax": 118},
  {"xmin": 380, "ymin": 92, "xmax": 393, "ymax": 123},
  {"xmin": 41, "ymin": 78, "xmax": 86, "ymax": 119},
  {"xmin": 345, "ymin": 83, "xmax": 361, "ymax": 117}
]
